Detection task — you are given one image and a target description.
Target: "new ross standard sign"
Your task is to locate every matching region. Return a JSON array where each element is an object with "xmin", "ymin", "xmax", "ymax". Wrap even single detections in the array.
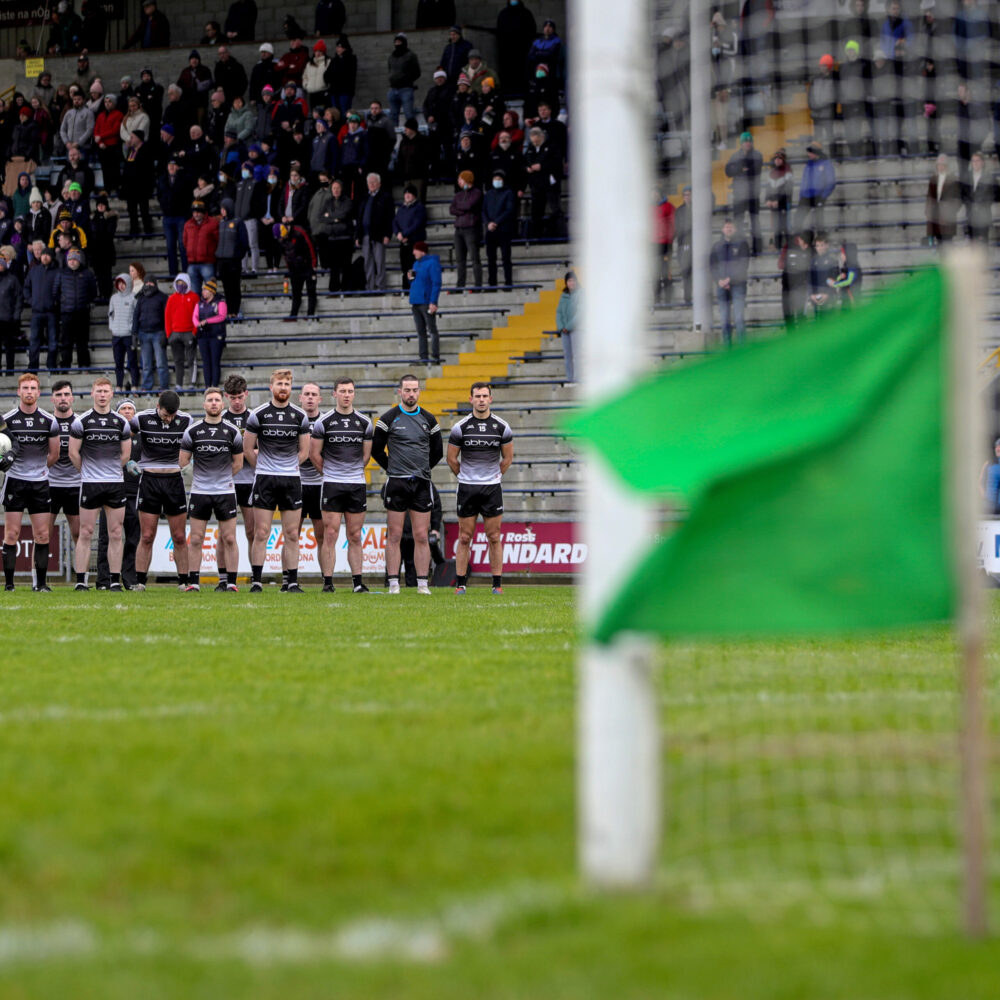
[{"xmin": 444, "ymin": 522, "xmax": 587, "ymax": 573}]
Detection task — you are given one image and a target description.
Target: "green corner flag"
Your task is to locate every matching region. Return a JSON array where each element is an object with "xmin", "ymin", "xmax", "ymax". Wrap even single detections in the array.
[{"xmin": 567, "ymin": 267, "xmax": 956, "ymax": 643}]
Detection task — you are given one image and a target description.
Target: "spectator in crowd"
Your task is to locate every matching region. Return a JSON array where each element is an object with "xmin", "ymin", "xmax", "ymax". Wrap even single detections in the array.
[
  {"xmin": 49, "ymin": 2, "xmax": 83, "ymax": 53},
  {"xmin": 880, "ymin": 0, "xmax": 913, "ymax": 59},
  {"xmin": 843, "ymin": 0, "xmax": 876, "ymax": 57},
  {"xmin": 325, "ymin": 36, "xmax": 357, "ymax": 120},
  {"xmin": 178, "ymin": 50, "xmax": 214, "ymax": 123},
  {"xmin": 891, "ymin": 37, "xmax": 921, "ymax": 155},
  {"xmin": 32, "ymin": 71, "xmax": 55, "ymax": 107},
  {"xmin": 225, "ymin": 0, "xmax": 257, "ymax": 42},
  {"xmin": 26, "ymin": 189, "xmax": 51, "ymax": 245},
  {"xmin": 871, "ymin": 48, "xmax": 895, "ymax": 154},
  {"xmin": 30, "ymin": 96, "xmax": 54, "ymax": 159},
  {"xmin": 921, "ymin": 56, "xmax": 939, "ymax": 155},
  {"xmin": 463, "ymin": 49, "xmax": 497, "ymax": 93},
  {"xmin": 315, "ymin": 0, "xmax": 346, "ymax": 36},
  {"xmin": 183, "ymin": 200, "xmax": 220, "ymax": 294},
  {"xmin": 201, "ymin": 20, "xmax": 223, "ymax": 46},
  {"xmin": 523, "ymin": 126, "xmax": 560, "ymax": 238},
  {"xmin": 56, "ymin": 144, "xmax": 96, "ymax": 199},
  {"xmin": 226, "ymin": 94, "xmax": 255, "ymax": 143},
  {"xmin": 477, "ymin": 77, "xmax": 505, "ymax": 141},
  {"xmin": 388, "ymin": 32, "xmax": 421, "ymax": 124},
  {"xmin": 250, "ymin": 43, "xmax": 279, "ymax": 103},
  {"xmin": 5, "ymin": 114, "xmax": 39, "ymax": 197},
  {"xmin": 839, "ymin": 40, "xmax": 871, "ymax": 156},
  {"xmin": 324, "ymin": 177, "xmax": 355, "ymax": 291},
  {"xmin": 441, "ymin": 25, "xmax": 473, "ymax": 86},
  {"xmin": 280, "ymin": 166, "xmax": 310, "ymax": 229},
  {"xmin": 710, "ymin": 11, "xmax": 738, "ymax": 92},
  {"xmin": 555, "ymin": 270, "xmax": 577, "ymax": 382},
  {"xmin": 653, "ymin": 188, "xmax": 674, "ymax": 304},
  {"xmin": 25, "ymin": 247, "xmax": 60, "ymax": 372},
  {"xmin": 533, "ymin": 99, "xmax": 566, "ymax": 163},
  {"xmin": 356, "ymin": 172, "xmax": 394, "ymax": 291},
  {"xmin": 49, "ymin": 209, "xmax": 87, "ymax": 255},
  {"xmin": 259, "ymin": 167, "xmax": 284, "ymax": 272},
  {"xmin": 60, "ymin": 89, "xmax": 95, "ymax": 156},
  {"xmin": 524, "ymin": 60, "xmax": 559, "ymax": 120},
  {"xmin": 395, "ymin": 118, "xmax": 431, "ymax": 202},
  {"xmin": 808, "ymin": 54, "xmax": 838, "ymax": 149},
  {"xmin": 496, "ymin": 0, "xmax": 536, "ymax": 97},
  {"xmin": 780, "ymin": 231, "xmax": 813, "ymax": 327},
  {"xmin": 85, "ymin": 79, "xmax": 105, "ymax": 116},
  {"xmin": 133, "ymin": 277, "xmax": 170, "ymax": 392},
  {"xmin": 125, "ymin": 0, "xmax": 170, "ymax": 49},
  {"xmin": 408, "ymin": 240, "xmax": 442, "ymax": 363},
  {"xmin": 724, "ymin": 130, "xmax": 763, "ymax": 255},
  {"xmin": 484, "ymin": 169, "xmax": 516, "ymax": 290},
  {"xmin": 393, "ymin": 185, "xmax": 427, "ymax": 291},
  {"xmin": 763, "ymin": 148, "xmax": 793, "ymax": 253},
  {"xmin": 165, "ymin": 273, "xmax": 199, "ymax": 390},
  {"xmin": 528, "ymin": 18, "xmax": 564, "ymax": 86},
  {"xmin": 308, "ymin": 118, "xmax": 339, "ymax": 184},
  {"xmin": 955, "ymin": 80, "xmax": 989, "ymax": 170},
  {"xmin": 451, "ymin": 73, "xmax": 478, "ymax": 134},
  {"xmin": 808, "ymin": 232, "xmax": 840, "ymax": 316},
  {"xmin": 253, "ymin": 85, "xmax": 276, "ymax": 142},
  {"xmin": 0, "ymin": 257, "xmax": 23, "ymax": 378},
  {"xmin": 89, "ymin": 192, "xmax": 118, "ymax": 300},
  {"xmin": 136, "ymin": 68, "xmax": 164, "ymax": 135},
  {"xmin": 182, "ymin": 124, "xmax": 217, "ymax": 185},
  {"xmin": 954, "ymin": 0, "xmax": 990, "ymax": 83},
  {"xmin": 672, "ymin": 186, "xmax": 693, "ymax": 305},
  {"xmin": 710, "ymin": 218, "xmax": 749, "ymax": 347},
  {"xmin": 192, "ymin": 278, "xmax": 227, "ymax": 386},
  {"xmin": 794, "ymin": 143, "xmax": 836, "ymax": 235},
  {"xmin": 215, "ymin": 45, "xmax": 248, "ymax": 104},
  {"xmin": 157, "ymin": 158, "xmax": 193, "ymax": 276},
  {"xmin": 233, "ymin": 160, "xmax": 263, "ymax": 276},
  {"xmin": 273, "ymin": 81, "xmax": 308, "ymax": 136},
  {"xmin": 216, "ymin": 199, "xmax": 248, "ymax": 317},
  {"xmin": 365, "ymin": 99, "xmax": 396, "ymax": 180},
  {"xmin": 108, "ymin": 273, "xmax": 138, "ymax": 391},
  {"xmin": 129, "ymin": 262, "xmax": 146, "ymax": 298},
  {"xmin": 122, "ymin": 128, "xmax": 154, "ymax": 236},
  {"xmin": 163, "ymin": 83, "xmax": 195, "ymax": 139},
  {"xmin": 451, "ymin": 169, "xmax": 483, "ymax": 290},
  {"xmin": 57, "ymin": 249, "xmax": 97, "ymax": 372},
  {"xmin": 93, "ymin": 94, "xmax": 123, "ymax": 194},
  {"xmin": 489, "ymin": 127, "xmax": 524, "ymax": 189},
  {"xmin": 925, "ymin": 153, "xmax": 962, "ymax": 245},
  {"xmin": 831, "ymin": 240, "xmax": 862, "ymax": 308},
  {"xmin": 206, "ymin": 90, "xmax": 230, "ymax": 147},
  {"xmin": 276, "ymin": 222, "xmax": 317, "ymax": 318},
  {"xmin": 115, "ymin": 74, "xmax": 135, "ymax": 114},
  {"xmin": 416, "ymin": 0, "xmax": 455, "ymax": 29},
  {"xmin": 120, "ymin": 95, "xmax": 150, "ymax": 148},
  {"xmin": 963, "ymin": 150, "xmax": 994, "ymax": 242},
  {"xmin": 277, "ymin": 34, "xmax": 309, "ymax": 86},
  {"xmin": 303, "ymin": 40, "xmax": 331, "ymax": 109}
]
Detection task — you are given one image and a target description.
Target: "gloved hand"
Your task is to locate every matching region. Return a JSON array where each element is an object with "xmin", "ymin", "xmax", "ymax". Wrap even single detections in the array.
[
  {"xmin": 125, "ymin": 459, "xmax": 141, "ymax": 478},
  {"xmin": 0, "ymin": 451, "xmax": 14, "ymax": 473}
]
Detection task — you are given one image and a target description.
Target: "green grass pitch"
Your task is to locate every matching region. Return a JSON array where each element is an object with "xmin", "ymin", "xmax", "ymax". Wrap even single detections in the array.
[{"xmin": 1, "ymin": 585, "xmax": 999, "ymax": 999}]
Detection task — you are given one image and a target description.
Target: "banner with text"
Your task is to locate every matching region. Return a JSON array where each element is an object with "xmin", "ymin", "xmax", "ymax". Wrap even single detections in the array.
[
  {"xmin": 149, "ymin": 522, "xmax": 387, "ymax": 576},
  {"xmin": 444, "ymin": 521, "xmax": 586, "ymax": 574},
  {"xmin": 977, "ymin": 519, "xmax": 1000, "ymax": 576}
]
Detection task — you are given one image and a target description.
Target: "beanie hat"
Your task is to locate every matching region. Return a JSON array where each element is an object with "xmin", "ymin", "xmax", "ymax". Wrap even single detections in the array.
[
  {"xmin": 536, "ymin": 63, "xmax": 549, "ymax": 74},
  {"xmin": 313, "ymin": 39, "xmax": 326, "ymax": 53},
  {"xmin": 483, "ymin": 77, "xmax": 495, "ymax": 88},
  {"xmin": 191, "ymin": 199, "xmax": 206, "ymax": 212},
  {"xmin": 68, "ymin": 182, "xmax": 82, "ymax": 193},
  {"xmin": 845, "ymin": 39, "xmax": 860, "ymax": 55},
  {"xmin": 117, "ymin": 400, "xmax": 137, "ymax": 413},
  {"xmin": 457, "ymin": 73, "xmax": 470, "ymax": 85},
  {"xmin": 395, "ymin": 31, "xmax": 407, "ymax": 40},
  {"xmin": 819, "ymin": 53, "xmax": 834, "ymax": 68},
  {"xmin": 739, "ymin": 131, "xmax": 752, "ymax": 143},
  {"xmin": 468, "ymin": 48, "xmax": 481, "ymax": 59},
  {"xmin": 413, "ymin": 240, "xmax": 428, "ymax": 253},
  {"xmin": 189, "ymin": 49, "xmax": 200, "ymax": 60},
  {"xmin": 203, "ymin": 278, "xmax": 217, "ymax": 294},
  {"xmin": 58, "ymin": 209, "xmax": 72, "ymax": 220},
  {"xmin": 433, "ymin": 68, "xmax": 447, "ymax": 79},
  {"xmin": 262, "ymin": 84, "xmax": 274, "ymax": 95},
  {"xmin": 458, "ymin": 170, "xmax": 475, "ymax": 186},
  {"xmin": 404, "ymin": 117, "xmax": 419, "ymax": 131},
  {"xmin": 160, "ymin": 123, "xmax": 174, "ymax": 135},
  {"xmin": 19, "ymin": 107, "xmax": 31, "ymax": 118},
  {"xmin": 259, "ymin": 42, "xmax": 274, "ymax": 54},
  {"xmin": 29, "ymin": 187, "xmax": 42, "ymax": 203},
  {"xmin": 67, "ymin": 249, "xmax": 84, "ymax": 263}
]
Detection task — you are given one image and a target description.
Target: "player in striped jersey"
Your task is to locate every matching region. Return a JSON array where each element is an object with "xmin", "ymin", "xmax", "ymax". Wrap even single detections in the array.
[
  {"xmin": 2, "ymin": 374, "xmax": 60, "ymax": 591},
  {"xmin": 218, "ymin": 374, "xmax": 256, "ymax": 590},
  {"xmin": 447, "ymin": 382, "xmax": 514, "ymax": 594},
  {"xmin": 47, "ymin": 379, "xmax": 82, "ymax": 560},
  {"xmin": 297, "ymin": 382, "xmax": 327, "ymax": 590},
  {"xmin": 179, "ymin": 387, "xmax": 244, "ymax": 591}
]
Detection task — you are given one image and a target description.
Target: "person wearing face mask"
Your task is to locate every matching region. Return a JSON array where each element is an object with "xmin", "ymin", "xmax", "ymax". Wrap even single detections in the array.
[
  {"xmin": 496, "ymin": 0, "xmax": 536, "ymax": 97},
  {"xmin": 450, "ymin": 169, "xmax": 483, "ymax": 291},
  {"xmin": 259, "ymin": 169, "xmax": 284, "ymax": 272},
  {"xmin": 393, "ymin": 185, "xmax": 428, "ymax": 292},
  {"xmin": 483, "ymin": 169, "xmax": 515, "ymax": 289},
  {"xmin": 527, "ymin": 18, "xmax": 564, "ymax": 88},
  {"xmin": 216, "ymin": 162, "xmax": 238, "ymax": 206},
  {"xmin": 234, "ymin": 160, "xmax": 263, "ymax": 276},
  {"xmin": 523, "ymin": 61, "xmax": 559, "ymax": 121}
]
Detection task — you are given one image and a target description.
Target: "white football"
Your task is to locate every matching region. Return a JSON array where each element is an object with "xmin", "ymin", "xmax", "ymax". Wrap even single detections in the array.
[{"xmin": 0, "ymin": 433, "xmax": 12, "ymax": 456}]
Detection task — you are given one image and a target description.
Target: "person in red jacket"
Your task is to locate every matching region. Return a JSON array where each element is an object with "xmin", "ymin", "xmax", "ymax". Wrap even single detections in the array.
[
  {"xmin": 93, "ymin": 95, "xmax": 124, "ymax": 195},
  {"xmin": 654, "ymin": 191, "xmax": 676, "ymax": 304},
  {"xmin": 182, "ymin": 200, "xmax": 220, "ymax": 295},
  {"xmin": 164, "ymin": 272, "xmax": 200, "ymax": 390},
  {"xmin": 276, "ymin": 35, "xmax": 309, "ymax": 86}
]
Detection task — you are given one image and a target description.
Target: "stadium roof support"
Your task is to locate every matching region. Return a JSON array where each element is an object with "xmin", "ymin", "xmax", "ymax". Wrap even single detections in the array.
[{"xmin": 573, "ymin": 0, "xmax": 661, "ymax": 888}]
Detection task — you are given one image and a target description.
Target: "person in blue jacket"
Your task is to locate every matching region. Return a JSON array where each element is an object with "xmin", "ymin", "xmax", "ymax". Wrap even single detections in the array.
[
  {"xmin": 407, "ymin": 240, "xmax": 442, "ymax": 364},
  {"xmin": 794, "ymin": 142, "xmax": 837, "ymax": 236}
]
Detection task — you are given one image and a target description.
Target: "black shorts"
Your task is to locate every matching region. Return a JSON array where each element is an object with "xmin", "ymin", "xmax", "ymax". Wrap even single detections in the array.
[
  {"xmin": 235, "ymin": 481, "xmax": 254, "ymax": 509},
  {"xmin": 188, "ymin": 491, "xmax": 238, "ymax": 522},
  {"xmin": 137, "ymin": 471, "xmax": 188, "ymax": 517},
  {"xmin": 302, "ymin": 483, "xmax": 322, "ymax": 520},
  {"xmin": 49, "ymin": 485, "xmax": 81, "ymax": 516},
  {"xmin": 79, "ymin": 481, "xmax": 127, "ymax": 510},
  {"xmin": 322, "ymin": 482, "xmax": 368, "ymax": 514},
  {"xmin": 1, "ymin": 477, "xmax": 50, "ymax": 514},
  {"xmin": 382, "ymin": 476, "xmax": 433, "ymax": 513},
  {"xmin": 252, "ymin": 474, "xmax": 302, "ymax": 512},
  {"xmin": 457, "ymin": 483, "xmax": 504, "ymax": 519}
]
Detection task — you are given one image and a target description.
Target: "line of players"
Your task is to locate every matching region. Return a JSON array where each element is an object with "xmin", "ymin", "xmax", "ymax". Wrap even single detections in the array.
[{"xmin": 0, "ymin": 369, "xmax": 514, "ymax": 593}]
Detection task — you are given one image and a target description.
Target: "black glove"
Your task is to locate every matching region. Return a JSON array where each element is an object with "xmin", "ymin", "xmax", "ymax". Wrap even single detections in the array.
[{"xmin": 0, "ymin": 451, "xmax": 14, "ymax": 473}]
